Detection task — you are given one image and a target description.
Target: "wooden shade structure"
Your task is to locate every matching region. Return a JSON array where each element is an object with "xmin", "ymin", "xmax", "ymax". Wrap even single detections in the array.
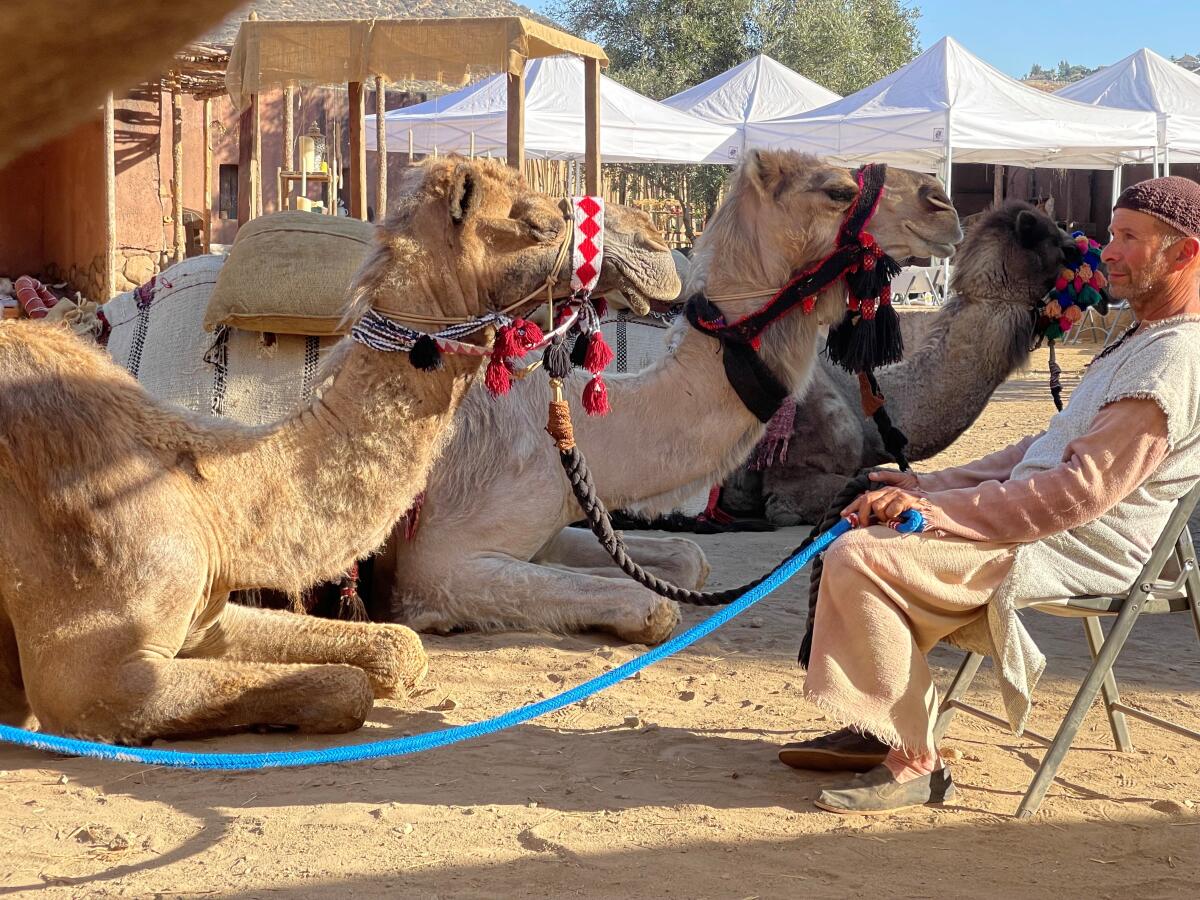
[{"xmin": 225, "ymin": 17, "xmax": 609, "ymax": 218}]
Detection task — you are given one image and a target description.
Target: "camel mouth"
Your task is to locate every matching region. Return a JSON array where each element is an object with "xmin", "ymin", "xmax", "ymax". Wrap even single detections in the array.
[
  {"xmin": 614, "ymin": 280, "xmax": 654, "ymax": 316},
  {"xmin": 901, "ymin": 222, "xmax": 959, "ymax": 260}
]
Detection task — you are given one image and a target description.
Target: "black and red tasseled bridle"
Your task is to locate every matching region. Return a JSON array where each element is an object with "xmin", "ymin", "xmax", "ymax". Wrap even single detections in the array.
[{"xmin": 682, "ymin": 162, "xmax": 911, "ymax": 470}]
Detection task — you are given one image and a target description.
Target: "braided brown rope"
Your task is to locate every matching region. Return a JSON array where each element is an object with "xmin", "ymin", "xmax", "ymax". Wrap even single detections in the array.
[{"xmin": 560, "ymin": 447, "xmax": 824, "ymax": 606}]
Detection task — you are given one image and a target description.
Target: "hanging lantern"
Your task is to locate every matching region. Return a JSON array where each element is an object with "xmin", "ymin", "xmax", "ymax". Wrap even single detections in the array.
[{"xmin": 296, "ymin": 122, "xmax": 327, "ymax": 173}]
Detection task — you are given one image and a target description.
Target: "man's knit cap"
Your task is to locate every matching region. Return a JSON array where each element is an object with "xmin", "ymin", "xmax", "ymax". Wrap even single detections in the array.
[{"xmin": 1114, "ymin": 175, "xmax": 1200, "ymax": 238}]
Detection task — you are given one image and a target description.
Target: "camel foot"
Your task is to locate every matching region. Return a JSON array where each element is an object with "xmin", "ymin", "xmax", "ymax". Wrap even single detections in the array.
[
  {"xmin": 358, "ymin": 624, "xmax": 429, "ymax": 700},
  {"xmin": 610, "ymin": 597, "xmax": 680, "ymax": 645}
]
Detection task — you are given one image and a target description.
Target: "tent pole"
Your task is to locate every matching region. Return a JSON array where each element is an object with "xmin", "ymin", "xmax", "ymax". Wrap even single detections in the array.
[
  {"xmin": 584, "ymin": 56, "xmax": 601, "ymax": 195},
  {"xmin": 1163, "ymin": 145, "xmax": 1171, "ymax": 177},
  {"xmin": 1111, "ymin": 165, "xmax": 1122, "ymax": 210},
  {"xmin": 349, "ymin": 81, "xmax": 367, "ymax": 219},
  {"xmin": 506, "ymin": 60, "xmax": 526, "ymax": 172}
]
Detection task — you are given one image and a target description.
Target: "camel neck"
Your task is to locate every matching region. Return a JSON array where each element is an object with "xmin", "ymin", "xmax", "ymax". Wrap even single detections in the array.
[
  {"xmin": 570, "ymin": 311, "xmax": 821, "ymax": 511},
  {"xmin": 873, "ymin": 298, "xmax": 1033, "ymax": 461},
  {"xmin": 211, "ymin": 341, "xmax": 477, "ymax": 592}
]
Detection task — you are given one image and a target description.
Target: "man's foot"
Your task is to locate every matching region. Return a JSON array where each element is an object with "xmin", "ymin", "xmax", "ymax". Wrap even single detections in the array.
[
  {"xmin": 777, "ymin": 727, "xmax": 890, "ymax": 772},
  {"xmin": 813, "ymin": 765, "xmax": 956, "ymax": 815}
]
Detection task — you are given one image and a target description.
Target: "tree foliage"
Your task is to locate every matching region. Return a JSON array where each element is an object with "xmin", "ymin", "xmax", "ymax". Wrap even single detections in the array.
[
  {"xmin": 545, "ymin": 0, "xmax": 923, "ymax": 232},
  {"xmin": 1025, "ymin": 60, "xmax": 1098, "ymax": 83}
]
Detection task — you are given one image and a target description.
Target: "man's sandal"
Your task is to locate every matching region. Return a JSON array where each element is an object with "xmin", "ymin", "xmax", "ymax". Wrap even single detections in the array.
[
  {"xmin": 813, "ymin": 764, "xmax": 956, "ymax": 815},
  {"xmin": 777, "ymin": 727, "xmax": 890, "ymax": 772}
]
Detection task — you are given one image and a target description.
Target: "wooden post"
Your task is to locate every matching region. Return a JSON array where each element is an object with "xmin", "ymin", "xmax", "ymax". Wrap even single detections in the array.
[
  {"xmin": 993, "ymin": 164, "xmax": 1004, "ymax": 208},
  {"xmin": 250, "ymin": 91, "xmax": 261, "ymax": 217},
  {"xmin": 349, "ymin": 81, "xmax": 367, "ymax": 219},
  {"xmin": 375, "ymin": 76, "xmax": 387, "ymax": 218},
  {"xmin": 102, "ymin": 92, "xmax": 116, "ymax": 299},
  {"xmin": 203, "ymin": 98, "xmax": 213, "ymax": 252},
  {"xmin": 283, "ymin": 86, "xmax": 295, "ymax": 171},
  {"xmin": 506, "ymin": 62, "xmax": 525, "ymax": 172},
  {"xmin": 584, "ymin": 57, "xmax": 601, "ymax": 196},
  {"xmin": 171, "ymin": 85, "xmax": 184, "ymax": 263}
]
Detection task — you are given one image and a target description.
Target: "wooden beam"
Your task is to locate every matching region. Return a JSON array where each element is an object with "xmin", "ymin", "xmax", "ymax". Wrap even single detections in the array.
[
  {"xmin": 506, "ymin": 63, "xmax": 525, "ymax": 172},
  {"xmin": 103, "ymin": 92, "xmax": 116, "ymax": 299},
  {"xmin": 375, "ymin": 76, "xmax": 387, "ymax": 219},
  {"xmin": 584, "ymin": 57, "xmax": 601, "ymax": 196},
  {"xmin": 349, "ymin": 81, "xmax": 368, "ymax": 219},
  {"xmin": 171, "ymin": 85, "xmax": 185, "ymax": 263},
  {"xmin": 237, "ymin": 101, "xmax": 252, "ymax": 225},
  {"xmin": 203, "ymin": 98, "xmax": 213, "ymax": 252}
]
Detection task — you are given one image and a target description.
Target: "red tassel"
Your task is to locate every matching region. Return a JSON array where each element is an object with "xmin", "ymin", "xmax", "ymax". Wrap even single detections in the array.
[
  {"xmin": 492, "ymin": 324, "xmax": 518, "ymax": 360},
  {"xmin": 582, "ymin": 375, "xmax": 610, "ymax": 416},
  {"xmin": 485, "ymin": 358, "xmax": 512, "ymax": 396},
  {"xmin": 508, "ymin": 318, "xmax": 544, "ymax": 356},
  {"xmin": 801, "ymin": 295, "xmax": 816, "ymax": 314},
  {"xmin": 584, "ymin": 330, "xmax": 614, "ymax": 374},
  {"xmin": 593, "ymin": 296, "xmax": 608, "ymax": 317}
]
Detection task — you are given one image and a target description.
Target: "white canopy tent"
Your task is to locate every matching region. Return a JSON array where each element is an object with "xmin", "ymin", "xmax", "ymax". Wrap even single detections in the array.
[
  {"xmin": 745, "ymin": 37, "xmax": 1159, "ymax": 176},
  {"xmin": 662, "ymin": 54, "xmax": 840, "ymax": 153},
  {"xmin": 367, "ymin": 55, "xmax": 740, "ymax": 164},
  {"xmin": 1056, "ymin": 48, "xmax": 1200, "ymax": 170}
]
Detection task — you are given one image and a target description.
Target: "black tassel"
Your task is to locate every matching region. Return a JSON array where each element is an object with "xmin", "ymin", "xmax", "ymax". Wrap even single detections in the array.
[
  {"xmin": 871, "ymin": 302, "xmax": 905, "ymax": 368},
  {"xmin": 544, "ymin": 336, "xmax": 573, "ymax": 380},
  {"xmin": 570, "ymin": 330, "xmax": 592, "ymax": 368},
  {"xmin": 409, "ymin": 334, "xmax": 442, "ymax": 371},
  {"xmin": 845, "ymin": 252, "xmax": 902, "ymax": 301},
  {"xmin": 825, "ymin": 309, "xmax": 878, "ymax": 373}
]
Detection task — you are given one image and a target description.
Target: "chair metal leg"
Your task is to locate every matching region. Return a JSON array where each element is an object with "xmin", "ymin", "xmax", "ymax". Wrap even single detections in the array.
[
  {"xmin": 933, "ymin": 651, "xmax": 984, "ymax": 742},
  {"xmin": 1016, "ymin": 597, "xmax": 1145, "ymax": 819},
  {"xmin": 1082, "ymin": 616, "xmax": 1134, "ymax": 752}
]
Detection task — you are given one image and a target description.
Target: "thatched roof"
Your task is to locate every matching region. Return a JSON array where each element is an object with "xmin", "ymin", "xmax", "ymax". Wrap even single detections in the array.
[{"xmin": 205, "ymin": 0, "xmax": 545, "ymax": 46}]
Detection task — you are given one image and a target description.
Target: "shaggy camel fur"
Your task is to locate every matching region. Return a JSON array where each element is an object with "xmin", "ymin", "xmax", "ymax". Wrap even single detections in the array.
[
  {"xmin": 722, "ymin": 201, "xmax": 1086, "ymax": 525},
  {"xmin": 0, "ymin": 159, "xmax": 614, "ymax": 742},
  {"xmin": 1, "ymin": 0, "xmax": 244, "ymax": 167},
  {"xmin": 384, "ymin": 151, "xmax": 964, "ymax": 644}
]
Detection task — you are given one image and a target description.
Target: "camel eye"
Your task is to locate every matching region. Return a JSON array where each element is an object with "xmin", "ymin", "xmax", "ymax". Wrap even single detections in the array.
[{"xmin": 825, "ymin": 187, "xmax": 857, "ymax": 204}]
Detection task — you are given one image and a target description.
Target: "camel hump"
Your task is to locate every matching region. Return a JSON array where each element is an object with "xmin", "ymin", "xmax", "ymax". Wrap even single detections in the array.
[{"xmin": 0, "ymin": 322, "xmax": 253, "ymax": 477}]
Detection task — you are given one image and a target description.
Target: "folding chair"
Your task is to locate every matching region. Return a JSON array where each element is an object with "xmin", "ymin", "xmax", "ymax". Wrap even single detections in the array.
[
  {"xmin": 1066, "ymin": 306, "xmax": 1106, "ymax": 344},
  {"xmin": 933, "ymin": 482, "xmax": 1200, "ymax": 818},
  {"xmin": 1102, "ymin": 300, "xmax": 1135, "ymax": 346}
]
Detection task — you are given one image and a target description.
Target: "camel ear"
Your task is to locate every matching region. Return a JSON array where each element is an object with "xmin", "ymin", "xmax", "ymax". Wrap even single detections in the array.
[
  {"xmin": 743, "ymin": 149, "xmax": 786, "ymax": 200},
  {"xmin": 1015, "ymin": 209, "xmax": 1052, "ymax": 249},
  {"xmin": 449, "ymin": 164, "xmax": 478, "ymax": 225}
]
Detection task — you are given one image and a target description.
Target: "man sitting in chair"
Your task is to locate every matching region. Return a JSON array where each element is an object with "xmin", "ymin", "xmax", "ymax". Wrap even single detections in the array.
[{"xmin": 785, "ymin": 176, "xmax": 1200, "ymax": 815}]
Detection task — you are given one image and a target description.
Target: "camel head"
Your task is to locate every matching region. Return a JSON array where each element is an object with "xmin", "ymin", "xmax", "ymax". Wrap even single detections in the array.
[
  {"xmin": 350, "ymin": 157, "xmax": 678, "ymax": 332},
  {"xmin": 688, "ymin": 151, "xmax": 963, "ymax": 317},
  {"xmin": 950, "ymin": 201, "xmax": 1086, "ymax": 307},
  {"xmin": 594, "ymin": 203, "xmax": 682, "ymax": 315}
]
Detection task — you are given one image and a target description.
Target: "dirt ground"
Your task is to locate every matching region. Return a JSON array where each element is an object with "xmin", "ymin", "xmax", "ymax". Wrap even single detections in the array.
[{"xmin": 2, "ymin": 337, "xmax": 1199, "ymax": 899}]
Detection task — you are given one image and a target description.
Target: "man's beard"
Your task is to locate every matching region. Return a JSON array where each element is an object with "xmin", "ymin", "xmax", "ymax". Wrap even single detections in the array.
[{"xmin": 1109, "ymin": 254, "xmax": 1171, "ymax": 303}]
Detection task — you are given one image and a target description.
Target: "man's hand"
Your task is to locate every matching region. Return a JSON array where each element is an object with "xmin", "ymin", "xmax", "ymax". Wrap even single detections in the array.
[{"xmin": 843, "ymin": 470, "xmax": 924, "ymax": 527}]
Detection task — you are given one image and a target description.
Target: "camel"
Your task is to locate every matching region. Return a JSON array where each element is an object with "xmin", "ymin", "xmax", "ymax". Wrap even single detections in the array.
[
  {"xmin": 383, "ymin": 151, "xmax": 963, "ymax": 644},
  {"xmin": 0, "ymin": 158, "xmax": 676, "ymax": 743},
  {"xmin": 721, "ymin": 200, "xmax": 1086, "ymax": 525}
]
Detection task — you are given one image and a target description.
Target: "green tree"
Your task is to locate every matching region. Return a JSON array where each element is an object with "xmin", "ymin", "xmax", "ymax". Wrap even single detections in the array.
[{"xmin": 547, "ymin": 0, "xmax": 923, "ymax": 237}]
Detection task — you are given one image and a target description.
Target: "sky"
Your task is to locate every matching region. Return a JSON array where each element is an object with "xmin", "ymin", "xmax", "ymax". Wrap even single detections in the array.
[{"xmin": 523, "ymin": 0, "xmax": 1200, "ymax": 79}]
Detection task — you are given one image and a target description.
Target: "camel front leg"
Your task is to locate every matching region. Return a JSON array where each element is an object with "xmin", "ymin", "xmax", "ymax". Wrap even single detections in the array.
[
  {"xmin": 27, "ymin": 653, "xmax": 373, "ymax": 743},
  {"xmin": 536, "ymin": 527, "xmax": 710, "ymax": 590},
  {"xmin": 396, "ymin": 554, "xmax": 682, "ymax": 645},
  {"xmin": 184, "ymin": 603, "xmax": 427, "ymax": 700}
]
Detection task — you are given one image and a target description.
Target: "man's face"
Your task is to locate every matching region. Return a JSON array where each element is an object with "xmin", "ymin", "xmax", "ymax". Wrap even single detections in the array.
[{"xmin": 1101, "ymin": 209, "xmax": 1179, "ymax": 301}]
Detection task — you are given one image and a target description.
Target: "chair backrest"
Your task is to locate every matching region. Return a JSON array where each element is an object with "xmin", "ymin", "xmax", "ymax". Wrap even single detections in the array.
[{"xmin": 1136, "ymin": 481, "xmax": 1200, "ymax": 589}]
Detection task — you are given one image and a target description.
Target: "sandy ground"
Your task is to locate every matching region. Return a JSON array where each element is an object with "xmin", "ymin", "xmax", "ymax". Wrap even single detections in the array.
[{"xmin": 3, "ymin": 337, "xmax": 1199, "ymax": 899}]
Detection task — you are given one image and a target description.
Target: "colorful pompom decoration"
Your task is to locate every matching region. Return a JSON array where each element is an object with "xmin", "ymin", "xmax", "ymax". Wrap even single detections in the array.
[{"xmin": 1033, "ymin": 230, "xmax": 1110, "ymax": 344}]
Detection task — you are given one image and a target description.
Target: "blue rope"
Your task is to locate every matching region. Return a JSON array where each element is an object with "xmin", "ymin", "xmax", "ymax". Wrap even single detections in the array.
[{"xmin": 0, "ymin": 512, "xmax": 923, "ymax": 770}]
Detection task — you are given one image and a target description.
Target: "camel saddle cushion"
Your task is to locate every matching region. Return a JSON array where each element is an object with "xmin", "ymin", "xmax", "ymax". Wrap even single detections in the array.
[{"xmin": 204, "ymin": 211, "xmax": 374, "ymax": 336}]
